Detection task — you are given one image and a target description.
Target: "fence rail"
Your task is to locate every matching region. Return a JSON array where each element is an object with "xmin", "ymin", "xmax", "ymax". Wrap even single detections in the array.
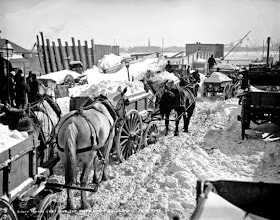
[{"xmin": 37, "ymin": 32, "xmax": 119, "ymax": 74}]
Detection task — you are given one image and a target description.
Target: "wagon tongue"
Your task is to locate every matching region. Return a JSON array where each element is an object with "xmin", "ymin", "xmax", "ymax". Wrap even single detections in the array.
[{"xmin": 46, "ymin": 182, "xmax": 99, "ymax": 192}]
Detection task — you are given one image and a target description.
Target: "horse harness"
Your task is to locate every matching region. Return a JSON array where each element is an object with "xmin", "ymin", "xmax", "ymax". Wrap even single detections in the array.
[
  {"xmin": 56, "ymin": 96, "xmax": 123, "ymax": 157},
  {"xmin": 165, "ymin": 85, "xmax": 196, "ymax": 121}
]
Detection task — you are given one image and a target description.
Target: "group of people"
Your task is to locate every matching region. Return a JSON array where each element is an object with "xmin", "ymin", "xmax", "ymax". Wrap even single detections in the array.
[
  {"xmin": 0, "ymin": 65, "xmax": 40, "ymax": 109},
  {"xmin": 165, "ymin": 60, "xmax": 200, "ymax": 84}
]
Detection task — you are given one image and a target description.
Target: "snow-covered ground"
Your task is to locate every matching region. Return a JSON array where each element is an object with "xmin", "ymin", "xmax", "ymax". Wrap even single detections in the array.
[
  {"xmin": 2, "ymin": 54, "xmax": 280, "ymax": 219},
  {"xmin": 50, "ymin": 97, "xmax": 280, "ymax": 220}
]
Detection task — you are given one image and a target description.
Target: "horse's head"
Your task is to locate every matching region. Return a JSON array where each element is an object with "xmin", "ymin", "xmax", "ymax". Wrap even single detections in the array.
[{"xmin": 107, "ymin": 86, "xmax": 128, "ymax": 118}]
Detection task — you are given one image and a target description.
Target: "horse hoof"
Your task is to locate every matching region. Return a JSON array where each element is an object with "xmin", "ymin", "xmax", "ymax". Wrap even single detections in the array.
[
  {"xmin": 174, "ymin": 132, "xmax": 179, "ymax": 136},
  {"xmin": 183, "ymin": 129, "xmax": 188, "ymax": 133},
  {"xmin": 66, "ymin": 201, "xmax": 76, "ymax": 210},
  {"xmin": 102, "ymin": 174, "xmax": 109, "ymax": 181},
  {"xmin": 81, "ymin": 202, "xmax": 91, "ymax": 210}
]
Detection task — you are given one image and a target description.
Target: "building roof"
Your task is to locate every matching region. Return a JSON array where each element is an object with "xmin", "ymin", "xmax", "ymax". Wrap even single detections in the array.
[{"xmin": 0, "ymin": 38, "xmax": 31, "ymax": 54}]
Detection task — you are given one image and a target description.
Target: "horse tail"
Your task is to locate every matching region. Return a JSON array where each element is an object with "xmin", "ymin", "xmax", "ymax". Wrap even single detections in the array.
[{"xmin": 64, "ymin": 122, "xmax": 78, "ymax": 185}]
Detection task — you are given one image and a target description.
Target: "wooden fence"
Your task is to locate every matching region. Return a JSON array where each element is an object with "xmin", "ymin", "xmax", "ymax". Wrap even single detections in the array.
[{"xmin": 37, "ymin": 32, "xmax": 119, "ymax": 74}]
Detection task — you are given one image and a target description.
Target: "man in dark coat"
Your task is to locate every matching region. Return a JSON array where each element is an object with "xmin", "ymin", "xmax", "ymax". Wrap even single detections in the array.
[
  {"xmin": 208, "ymin": 54, "xmax": 217, "ymax": 71},
  {"xmin": 29, "ymin": 73, "xmax": 39, "ymax": 103},
  {"xmin": 15, "ymin": 76, "xmax": 29, "ymax": 109},
  {"xmin": 165, "ymin": 60, "xmax": 173, "ymax": 72}
]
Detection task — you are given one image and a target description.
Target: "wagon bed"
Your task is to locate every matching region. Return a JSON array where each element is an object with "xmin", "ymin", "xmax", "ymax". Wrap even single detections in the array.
[
  {"xmin": 238, "ymin": 67, "xmax": 280, "ymax": 139},
  {"xmin": 0, "ymin": 132, "xmax": 41, "ymax": 202}
]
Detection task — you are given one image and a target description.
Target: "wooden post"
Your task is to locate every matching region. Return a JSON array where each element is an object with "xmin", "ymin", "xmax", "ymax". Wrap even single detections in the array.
[
  {"xmin": 40, "ymin": 32, "xmax": 48, "ymax": 74},
  {"xmin": 78, "ymin": 40, "xmax": 86, "ymax": 71},
  {"xmin": 36, "ymin": 35, "xmax": 43, "ymax": 70},
  {"xmin": 46, "ymin": 39, "xmax": 56, "ymax": 72},
  {"xmin": 85, "ymin": 40, "xmax": 92, "ymax": 69},
  {"xmin": 72, "ymin": 37, "xmax": 78, "ymax": 61},
  {"xmin": 65, "ymin": 41, "xmax": 70, "ymax": 59},
  {"xmin": 52, "ymin": 41, "xmax": 62, "ymax": 71},
  {"xmin": 58, "ymin": 39, "xmax": 68, "ymax": 70},
  {"xmin": 91, "ymin": 39, "xmax": 95, "ymax": 65}
]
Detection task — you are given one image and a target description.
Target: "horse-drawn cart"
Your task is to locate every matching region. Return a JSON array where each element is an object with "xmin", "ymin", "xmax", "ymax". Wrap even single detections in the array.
[
  {"xmin": 203, "ymin": 72, "xmax": 233, "ymax": 99},
  {"xmin": 237, "ymin": 67, "xmax": 280, "ymax": 140},
  {"xmin": 0, "ymin": 131, "xmax": 62, "ymax": 220},
  {"xmin": 69, "ymin": 89, "xmax": 161, "ymax": 163}
]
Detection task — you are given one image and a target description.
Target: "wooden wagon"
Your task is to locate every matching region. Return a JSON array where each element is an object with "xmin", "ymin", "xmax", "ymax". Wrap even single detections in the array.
[
  {"xmin": 202, "ymin": 72, "xmax": 233, "ymax": 99},
  {"xmin": 237, "ymin": 67, "xmax": 280, "ymax": 139},
  {"xmin": 69, "ymin": 90, "xmax": 161, "ymax": 163},
  {"xmin": 0, "ymin": 131, "xmax": 62, "ymax": 220}
]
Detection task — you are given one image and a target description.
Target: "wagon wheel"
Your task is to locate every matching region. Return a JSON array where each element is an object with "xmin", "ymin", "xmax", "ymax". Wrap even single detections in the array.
[
  {"xmin": 241, "ymin": 96, "xmax": 250, "ymax": 140},
  {"xmin": 0, "ymin": 198, "xmax": 18, "ymax": 220},
  {"xmin": 143, "ymin": 121, "xmax": 159, "ymax": 148},
  {"xmin": 64, "ymin": 74, "xmax": 75, "ymax": 88},
  {"xmin": 116, "ymin": 110, "xmax": 143, "ymax": 162},
  {"xmin": 36, "ymin": 193, "xmax": 61, "ymax": 220},
  {"xmin": 93, "ymin": 137, "xmax": 113, "ymax": 184}
]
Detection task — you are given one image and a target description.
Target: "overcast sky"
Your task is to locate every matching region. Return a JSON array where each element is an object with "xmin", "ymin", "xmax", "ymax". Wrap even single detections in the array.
[{"xmin": 0, "ymin": 0, "xmax": 279, "ymax": 50}]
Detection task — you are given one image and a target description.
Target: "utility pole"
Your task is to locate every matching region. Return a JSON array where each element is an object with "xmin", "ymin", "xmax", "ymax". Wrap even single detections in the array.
[
  {"xmin": 162, "ymin": 38, "xmax": 164, "ymax": 55},
  {"xmin": 266, "ymin": 37, "xmax": 270, "ymax": 67},
  {"xmin": 224, "ymin": 30, "xmax": 251, "ymax": 59}
]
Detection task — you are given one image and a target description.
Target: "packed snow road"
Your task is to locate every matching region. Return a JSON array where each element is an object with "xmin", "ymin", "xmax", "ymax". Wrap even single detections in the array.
[{"xmin": 51, "ymin": 97, "xmax": 280, "ymax": 220}]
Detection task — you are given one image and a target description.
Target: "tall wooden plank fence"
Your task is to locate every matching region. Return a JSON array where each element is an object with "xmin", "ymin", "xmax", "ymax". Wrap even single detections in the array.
[{"xmin": 37, "ymin": 33, "xmax": 119, "ymax": 74}]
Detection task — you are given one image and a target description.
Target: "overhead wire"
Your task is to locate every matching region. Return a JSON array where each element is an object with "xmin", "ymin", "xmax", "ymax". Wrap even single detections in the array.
[{"xmin": 247, "ymin": 38, "xmax": 261, "ymax": 57}]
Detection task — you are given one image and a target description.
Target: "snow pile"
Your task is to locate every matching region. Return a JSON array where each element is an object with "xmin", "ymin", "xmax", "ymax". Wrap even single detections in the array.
[
  {"xmin": 149, "ymin": 71, "xmax": 179, "ymax": 85},
  {"xmin": 38, "ymin": 70, "xmax": 82, "ymax": 84},
  {"xmin": 83, "ymin": 57, "xmax": 167, "ymax": 85},
  {"xmin": 52, "ymin": 97, "xmax": 280, "ymax": 220},
  {"xmin": 98, "ymin": 53, "xmax": 123, "ymax": 72},
  {"xmin": 213, "ymin": 63, "xmax": 239, "ymax": 70},
  {"xmin": 69, "ymin": 80, "xmax": 145, "ymax": 97},
  {"xmin": 194, "ymin": 58, "xmax": 206, "ymax": 63},
  {"xmin": 204, "ymin": 72, "xmax": 232, "ymax": 83},
  {"xmin": 0, "ymin": 124, "xmax": 28, "ymax": 153},
  {"xmin": 145, "ymin": 56, "xmax": 167, "ymax": 74}
]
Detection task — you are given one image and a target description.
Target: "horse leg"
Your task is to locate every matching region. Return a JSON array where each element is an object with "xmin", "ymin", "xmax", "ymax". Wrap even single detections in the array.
[
  {"xmin": 183, "ymin": 113, "xmax": 188, "ymax": 132},
  {"xmin": 92, "ymin": 156, "xmax": 99, "ymax": 184},
  {"xmin": 174, "ymin": 109, "xmax": 183, "ymax": 136},
  {"xmin": 102, "ymin": 132, "xmax": 115, "ymax": 181},
  {"xmin": 184, "ymin": 104, "xmax": 195, "ymax": 132},
  {"xmin": 165, "ymin": 111, "xmax": 170, "ymax": 136},
  {"xmin": 80, "ymin": 159, "xmax": 94, "ymax": 210}
]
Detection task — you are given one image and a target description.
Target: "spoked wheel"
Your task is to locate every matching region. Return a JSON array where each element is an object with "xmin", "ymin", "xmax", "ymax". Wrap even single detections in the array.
[
  {"xmin": 36, "ymin": 194, "xmax": 61, "ymax": 220},
  {"xmin": 241, "ymin": 96, "xmax": 250, "ymax": 140},
  {"xmin": 0, "ymin": 198, "xmax": 18, "ymax": 220},
  {"xmin": 143, "ymin": 121, "xmax": 159, "ymax": 148},
  {"xmin": 116, "ymin": 110, "xmax": 143, "ymax": 162},
  {"xmin": 64, "ymin": 74, "xmax": 75, "ymax": 88}
]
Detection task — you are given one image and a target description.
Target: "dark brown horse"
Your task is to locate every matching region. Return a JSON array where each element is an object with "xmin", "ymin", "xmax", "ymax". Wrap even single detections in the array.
[{"xmin": 159, "ymin": 84, "xmax": 196, "ymax": 136}]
